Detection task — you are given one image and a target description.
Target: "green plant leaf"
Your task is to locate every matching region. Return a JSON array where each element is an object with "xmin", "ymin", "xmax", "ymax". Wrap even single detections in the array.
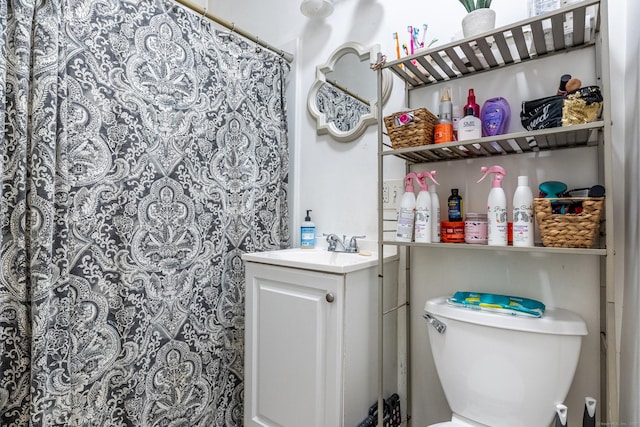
[{"xmin": 458, "ymin": 0, "xmax": 475, "ymax": 13}]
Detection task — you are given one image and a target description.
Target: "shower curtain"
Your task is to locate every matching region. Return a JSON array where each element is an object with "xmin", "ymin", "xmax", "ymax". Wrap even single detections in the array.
[{"xmin": 0, "ymin": 0, "xmax": 290, "ymax": 426}]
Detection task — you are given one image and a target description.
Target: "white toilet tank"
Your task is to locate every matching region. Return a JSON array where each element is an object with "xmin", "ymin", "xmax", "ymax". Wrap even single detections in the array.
[{"xmin": 424, "ymin": 296, "xmax": 587, "ymax": 427}]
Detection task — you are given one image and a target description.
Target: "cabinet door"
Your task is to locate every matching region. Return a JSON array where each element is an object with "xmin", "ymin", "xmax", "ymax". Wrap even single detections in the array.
[{"xmin": 244, "ymin": 263, "xmax": 344, "ymax": 427}]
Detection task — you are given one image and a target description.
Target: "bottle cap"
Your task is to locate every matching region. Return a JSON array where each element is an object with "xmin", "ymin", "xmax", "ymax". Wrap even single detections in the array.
[
  {"xmin": 518, "ymin": 176, "xmax": 528, "ymax": 186},
  {"xmin": 440, "ymin": 87, "xmax": 451, "ymax": 102},
  {"xmin": 305, "ymin": 209, "xmax": 312, "ymax": 221},
  {"xmin": 558, "ymin": 74, "xmax": 571, "ymax": 92}
]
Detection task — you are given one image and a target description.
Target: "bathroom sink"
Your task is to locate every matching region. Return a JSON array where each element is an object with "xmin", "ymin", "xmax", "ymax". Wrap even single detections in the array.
[{"xmin": 242, "ymin": 245, "xmax": 397, "ymax": 274}]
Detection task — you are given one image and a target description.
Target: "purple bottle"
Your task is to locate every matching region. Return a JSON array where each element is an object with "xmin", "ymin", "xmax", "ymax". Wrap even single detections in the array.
[{"xmin": 481, "ymin": 97, "xmax": 511, "ymax": 136}]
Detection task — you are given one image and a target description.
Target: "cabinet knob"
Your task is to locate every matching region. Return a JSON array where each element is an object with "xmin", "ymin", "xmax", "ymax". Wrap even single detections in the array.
[{"xmin": 325, "ymin": 293, "xmax": 335, "ymax": 303}]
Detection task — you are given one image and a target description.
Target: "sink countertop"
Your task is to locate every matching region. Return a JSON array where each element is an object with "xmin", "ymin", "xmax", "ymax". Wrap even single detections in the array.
[{"xmin": 242, "ymin": 241, "xmax": 397, "ymax": 274}]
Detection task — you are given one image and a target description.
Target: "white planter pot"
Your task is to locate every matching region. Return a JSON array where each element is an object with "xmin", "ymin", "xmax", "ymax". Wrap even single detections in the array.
[{"xmin": 461, "ymin": 8, "xmax": 496, "ymax": 38}]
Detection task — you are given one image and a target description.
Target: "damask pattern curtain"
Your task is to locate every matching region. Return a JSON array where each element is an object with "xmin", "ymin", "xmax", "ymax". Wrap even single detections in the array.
[{"xmin": 0, "ymin": 1, "xmax": 290, "ymax": 426}]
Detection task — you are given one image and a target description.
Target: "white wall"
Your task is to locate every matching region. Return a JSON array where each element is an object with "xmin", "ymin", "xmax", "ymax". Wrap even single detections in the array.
[
  {"xmin": 206, "ymin": 0, "xmax": 632, "ymax": 424},
  {"xmin": 208, "ymin": 0, "xmax": 532, "ymax": 243},
  {"xmin": 620, "ymin": 0, "xmax": 640, "ymax": 423}
]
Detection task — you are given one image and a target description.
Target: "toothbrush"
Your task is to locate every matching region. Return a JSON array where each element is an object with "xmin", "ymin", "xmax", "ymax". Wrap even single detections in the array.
[
  {"xmin": 393, "ymin": 32, "xmax": 401, "ymax": 61},
  {"xmin": 408, "ymin": 26, "xmax": 414, "ymax": 54},
  {"xmin": 421, "ymin": 24, "xmax": 428, "ymax": 47}
]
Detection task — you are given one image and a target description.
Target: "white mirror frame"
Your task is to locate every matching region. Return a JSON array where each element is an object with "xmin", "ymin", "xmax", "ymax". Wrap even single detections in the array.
[{"xmin": 307, "ymin": 42, "xmax": 393, "ymax": 143}]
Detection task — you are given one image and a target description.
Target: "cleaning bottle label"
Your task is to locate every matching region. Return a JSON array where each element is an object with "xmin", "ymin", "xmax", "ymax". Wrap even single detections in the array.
[
  {"xmin": 414, "ymin": 208, "xmax": 430, "ymax": 242},
  {"xmin": 397, "ymin": 207, "xmax": 414, "ymax": 241},
  {"xmin": 301, "ymin": 226, "xmax": 315, "ymax": 247}
]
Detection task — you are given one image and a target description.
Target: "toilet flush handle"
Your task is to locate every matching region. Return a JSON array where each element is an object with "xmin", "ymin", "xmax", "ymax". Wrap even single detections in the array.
[{"xmin": 423, "ymin": 313, "xmax": 446, "ymax": 334}]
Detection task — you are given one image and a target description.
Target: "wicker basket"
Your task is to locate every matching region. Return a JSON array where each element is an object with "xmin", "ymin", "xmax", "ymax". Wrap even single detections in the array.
[
  {"xmin": 534, "ymin": 197, "xmax": 604, "ymax": 248},
  {"xmin": 384, "ymin": 108, "xmax": 438, "ymax": 149}
]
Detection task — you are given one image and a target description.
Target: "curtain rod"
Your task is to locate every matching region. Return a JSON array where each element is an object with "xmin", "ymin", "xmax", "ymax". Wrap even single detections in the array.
[
  {"xmin": 326, "ymin": 80, "xmax": 370, "ymax": 106},
  {"xmin": 173, "ymin": 0, "xmax": 295, "ymax": 63}
]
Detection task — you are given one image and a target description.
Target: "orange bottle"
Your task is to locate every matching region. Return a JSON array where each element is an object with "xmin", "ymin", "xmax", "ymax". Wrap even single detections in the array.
[{"xmin": 434, "ymin": 87, "xmax": 454, "ymax": 144}]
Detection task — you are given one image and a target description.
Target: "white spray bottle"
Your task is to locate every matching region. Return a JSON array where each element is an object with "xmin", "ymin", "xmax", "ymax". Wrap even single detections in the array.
[
  {"xmin": 512, "ymin": 175, "xmax": 534, "ymax": 247},
  {"xmin": 477, "ymin": 165, "xmax": 508, "ymax": 246},
  {"xmin": 396, "ymin": 172, "xmax": 418, "ymax": 242},
  {"xmin": 429, "ymin": 176, "xmax": 441, "ymax": 243},
  {"xmin": 414, "ymin": 171, "xmax": 440, "ymax": 243}
]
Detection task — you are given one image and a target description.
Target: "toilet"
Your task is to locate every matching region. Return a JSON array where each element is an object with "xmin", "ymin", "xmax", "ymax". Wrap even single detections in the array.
[{"xmin": 423, "ymin": 296, "xmax": 588, "ymax": 427}]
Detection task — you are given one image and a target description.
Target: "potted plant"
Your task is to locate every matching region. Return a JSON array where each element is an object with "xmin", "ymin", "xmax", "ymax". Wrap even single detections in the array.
[
  {"xmin": 459, "ymin": 0, "xmax": 492, "ymax": 13},
  {"xmin": 459, "ymin": 0, "xmax": 496, "ymax": 38}
]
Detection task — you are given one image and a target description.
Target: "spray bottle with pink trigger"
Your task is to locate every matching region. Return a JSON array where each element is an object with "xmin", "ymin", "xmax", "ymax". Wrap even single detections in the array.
[
  {"xmin": 477, "ymin": 165, "xmax": 508, "ymax": 246},
  {"xmin": 414, "ymin": 171, "xmax": 439, "ymax": 243},
  {"xmin": 396, "ymin": 172, "xmax": 418, "ymax": 242}
]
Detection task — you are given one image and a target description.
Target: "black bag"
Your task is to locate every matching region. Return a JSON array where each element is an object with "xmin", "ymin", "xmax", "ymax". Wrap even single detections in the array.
[
  {"xmin": 520, "ymin": 95, "xmax": 564, "ymax": 131},
  {"xmin": 520, "ymin": 86, "xmax": 603, "ymax": 131}
]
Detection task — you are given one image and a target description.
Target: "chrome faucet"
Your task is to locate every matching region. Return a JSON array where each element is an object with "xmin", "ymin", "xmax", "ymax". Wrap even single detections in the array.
[{"xmin": 324, "ymin": 234, "xmax": 365, "ymax": 253}]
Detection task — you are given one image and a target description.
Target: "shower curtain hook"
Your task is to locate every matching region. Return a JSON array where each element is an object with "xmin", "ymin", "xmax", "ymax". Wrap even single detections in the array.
[
  {"xmin": 255, "ymin": 36, "xmax": 261, "ymax": 53},
  {"xmin": 200, "ymin": 7, "xmax": 207, "ymax": 26},
  {"xmin": 226, "ymin": 23, "xmax": 236, "ymax": 42},
  {"xmin": 220, "ymin": 22, "xmax": 235, "ymax": 44}
]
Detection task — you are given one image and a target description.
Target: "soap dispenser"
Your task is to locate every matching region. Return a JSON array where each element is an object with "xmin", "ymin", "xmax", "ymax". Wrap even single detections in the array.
[{"xmin": 300, "ymin": 210, "xmax": 316, "ymax": 249}]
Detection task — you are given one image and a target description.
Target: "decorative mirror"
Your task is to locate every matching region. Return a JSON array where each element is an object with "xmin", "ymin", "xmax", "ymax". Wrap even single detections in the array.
[{"xmin": 307, "ymin": 42, "xmax": 393, "ymax": 142}]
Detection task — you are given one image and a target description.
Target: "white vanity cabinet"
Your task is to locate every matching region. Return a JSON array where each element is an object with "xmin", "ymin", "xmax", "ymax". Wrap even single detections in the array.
[{"xmin": 243, "ymin": 249, "xmax": 398, "ymax": 427}]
